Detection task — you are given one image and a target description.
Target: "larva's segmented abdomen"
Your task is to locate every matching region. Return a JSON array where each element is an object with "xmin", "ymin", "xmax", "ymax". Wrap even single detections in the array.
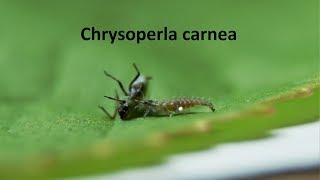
[{"xmin": 158, "ymin": 97, "xmax": 215, "ymax": 113}]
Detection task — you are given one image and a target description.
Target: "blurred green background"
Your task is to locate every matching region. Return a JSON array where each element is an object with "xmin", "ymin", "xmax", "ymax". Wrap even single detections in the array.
[{"xmin": 0, "ymin": 0, "xmax": 318, "ymax": 169}]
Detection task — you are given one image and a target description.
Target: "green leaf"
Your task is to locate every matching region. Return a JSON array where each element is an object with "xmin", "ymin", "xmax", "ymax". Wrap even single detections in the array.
[{"xmin": 0, "ymin": 0, "xmax": 318, "ymax": 178}]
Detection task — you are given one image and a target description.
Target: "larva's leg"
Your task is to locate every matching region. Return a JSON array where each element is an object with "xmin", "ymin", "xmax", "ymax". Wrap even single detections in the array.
[
  {"xmin": 144, "ymin": 110, "xmax": 150, "ymax": 118},
  {"xmin": 99, "ymin": 90, "xmax": 119, "ymax": 120},
  {"xmin": 104, "ymin": 70, "xmax": 128, "ymax": 96}
]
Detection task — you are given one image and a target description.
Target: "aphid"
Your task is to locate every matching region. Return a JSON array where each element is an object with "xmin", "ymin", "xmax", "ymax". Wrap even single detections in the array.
[
  {"xmin": 135, "ymin": 97, "xmax": 215, "ymax": 118},
  {"xmin": 99, "ymin": 63, "xmax": 151, "ymax": 120}
]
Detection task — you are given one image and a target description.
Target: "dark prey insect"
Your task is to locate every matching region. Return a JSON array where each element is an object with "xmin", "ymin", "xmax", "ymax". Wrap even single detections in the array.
[{"xmin": 99, "ymin": 63, "xmax": 151, "ymax": 120}]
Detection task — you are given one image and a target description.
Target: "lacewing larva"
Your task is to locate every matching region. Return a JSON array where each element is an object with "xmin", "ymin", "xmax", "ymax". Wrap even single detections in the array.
[{"xmin": 135, "ymin": 97, "xmax": 215, "ymax": 117}]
